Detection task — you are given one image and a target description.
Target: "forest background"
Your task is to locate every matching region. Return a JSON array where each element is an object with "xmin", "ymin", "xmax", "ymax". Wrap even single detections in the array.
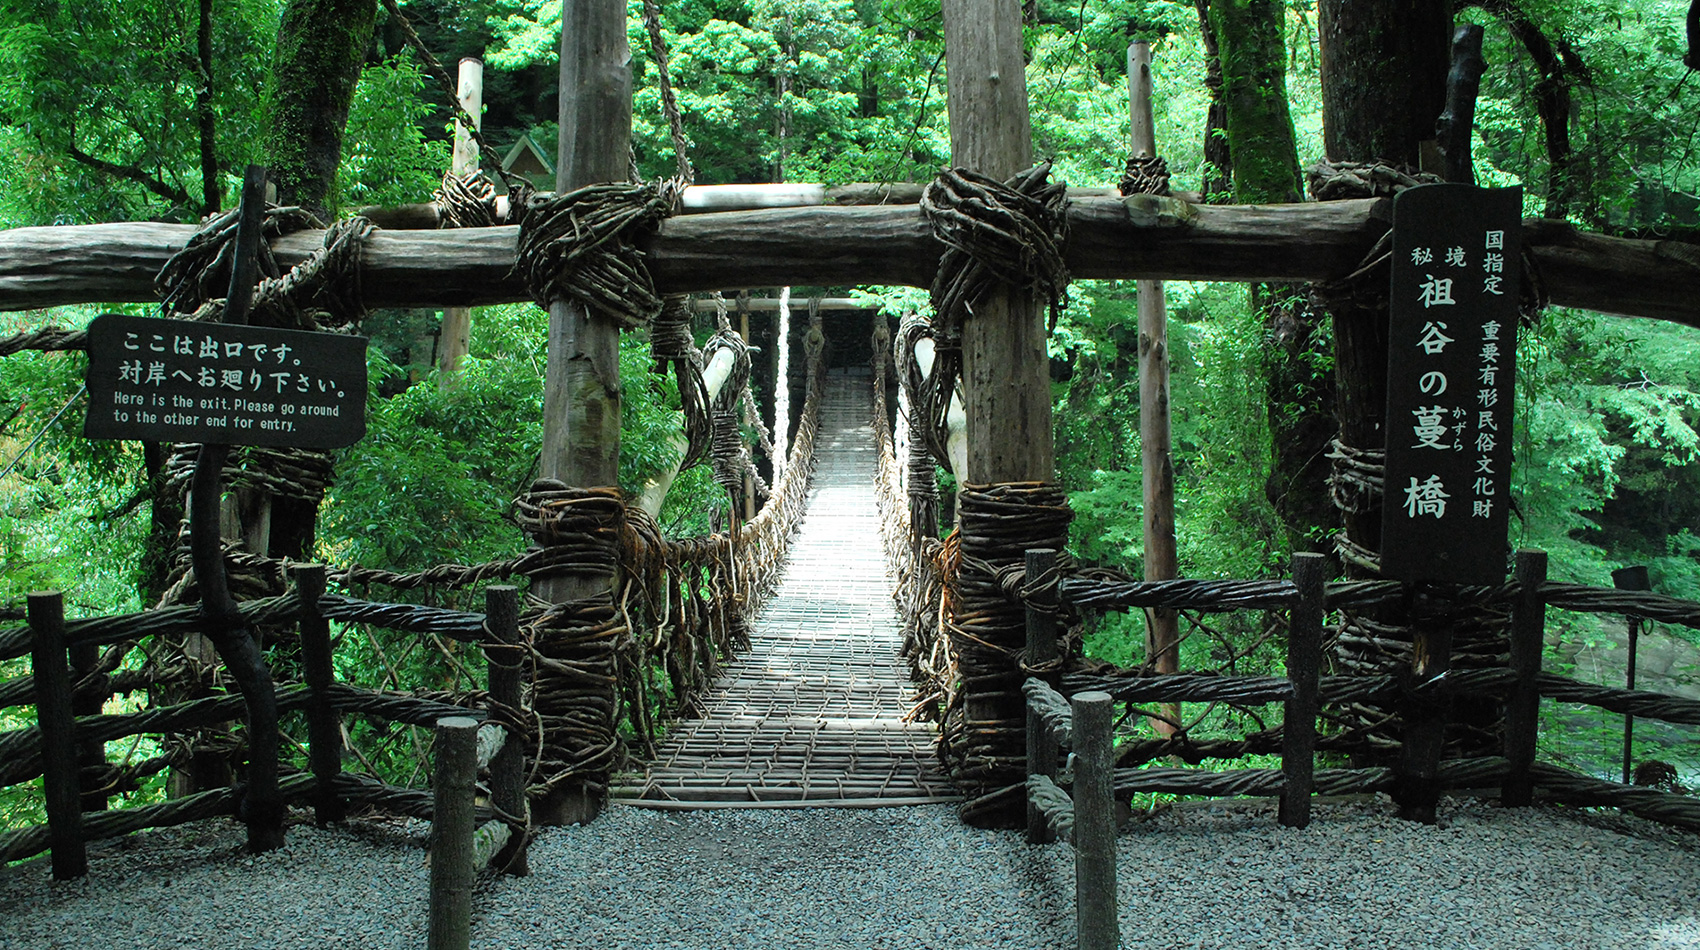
[{"xmin": 0, "ymin": 0, "xmax": 1697, "ymax": 830}]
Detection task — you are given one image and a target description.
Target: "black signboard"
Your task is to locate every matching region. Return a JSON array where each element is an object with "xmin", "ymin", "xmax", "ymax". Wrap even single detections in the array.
[
  {"xmin": 84, "ymin": 314, "xmax": 367, "ymax": 449},
  {"xmin": 1380, "ymin": 184, "xmax": 1522, "ymax": 585}
]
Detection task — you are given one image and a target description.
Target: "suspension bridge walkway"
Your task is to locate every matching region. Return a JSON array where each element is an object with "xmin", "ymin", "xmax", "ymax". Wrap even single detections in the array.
[{"xmin": 616, "ymin": 367, "xmax": 952, "ymax": 806}]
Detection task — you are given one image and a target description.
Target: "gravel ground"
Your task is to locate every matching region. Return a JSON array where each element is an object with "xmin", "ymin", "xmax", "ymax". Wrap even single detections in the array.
[{"xmin": 1, "ymin": 796, "xmax": 1696, "ymax": 949}]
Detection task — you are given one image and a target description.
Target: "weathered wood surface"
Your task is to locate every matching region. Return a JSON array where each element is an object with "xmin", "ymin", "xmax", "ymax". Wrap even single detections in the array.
[{"xmin": 3, "ymin": 203, "xmax": 1697, "ymax": 328}]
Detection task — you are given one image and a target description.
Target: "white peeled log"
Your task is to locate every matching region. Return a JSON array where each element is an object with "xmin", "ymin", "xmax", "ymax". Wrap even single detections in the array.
[
  {"xmin": 636, "ymin": 344, "xmax": 740, "ymax": 518},
  {"xmin": 911, "ymin": 336, "xmax": 968, "ymax": 482}
]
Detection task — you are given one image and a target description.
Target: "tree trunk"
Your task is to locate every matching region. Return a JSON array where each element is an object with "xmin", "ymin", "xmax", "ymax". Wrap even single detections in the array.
[
  {"xmin": 1318, "ymin": 0, "xmax": 1453, "ymax": 568},
  {"xmin": 1208, "ymin": 0, "xmax": 1335, "ymax": 558},
  {"xmin": 263, "ymin": 0, "xmax": 379, "ymax": 220},
  {"xmin": 1192, "ymin": 0, "xmax": 1234, "ymax": 204}
]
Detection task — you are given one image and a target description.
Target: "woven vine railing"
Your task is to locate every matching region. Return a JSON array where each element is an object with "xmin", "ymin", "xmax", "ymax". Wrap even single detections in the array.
[
  {"xmin": 319, "ymin": 317, "xmax": 829, "ymax": 802},
  {"xmin": 999, "ymin": 547, "xmax": 1700, "ymax": 831},
  {"xmin": 870, "ymin": 319, "xmax": 949, "ymax": 720},
  {"xmin": 0, "ymin": 572, "xmax": 530, "ymax": 877}
]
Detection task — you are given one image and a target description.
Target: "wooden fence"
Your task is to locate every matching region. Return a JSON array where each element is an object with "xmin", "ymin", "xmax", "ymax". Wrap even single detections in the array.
[
  {"xmin": 1019, "ymin": 548, "xmax": 1700, "ymax": 833},
  {"xmin": 0, "ymin": 569, "xmax": 530, "ymax": 882}
]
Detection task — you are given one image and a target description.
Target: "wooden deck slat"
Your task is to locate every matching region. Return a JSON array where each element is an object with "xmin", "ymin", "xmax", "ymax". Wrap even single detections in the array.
[{"xmin": 615, "ymin": 369, "xmax": 951, "ymax": 804}]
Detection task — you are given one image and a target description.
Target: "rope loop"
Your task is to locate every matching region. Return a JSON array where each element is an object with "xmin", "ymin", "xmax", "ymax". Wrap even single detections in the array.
[
  {"xmin": 435, "ymin": 170, "xmax": 501, "ymax": 228},
  {"xmin": 1120, "ymin": 155, "xmax": 1172, "ymax": 197},
  {"xmin": 512, "ymin": 178, "xmax": 685, "ymax": 329},
  {"xmin": 922, "ymin": 163, "xmax": 1071, "ymax": 328}
]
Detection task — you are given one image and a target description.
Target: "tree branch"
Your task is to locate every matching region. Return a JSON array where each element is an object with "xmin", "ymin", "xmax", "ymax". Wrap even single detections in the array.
[{"xmin": 64, "ymin": 141, "xmax": 195, "ymax": 209}]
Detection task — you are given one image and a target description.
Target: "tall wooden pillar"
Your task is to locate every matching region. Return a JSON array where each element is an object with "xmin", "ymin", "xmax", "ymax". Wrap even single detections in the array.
[
  {"xmin": 535, "ymin": 0, "xmax": 629, "ymax": 825},
  {"xmin": 941, "ymin": 0, "xmax": 1056, "ymax": 824},
  {"xmin": 941, "ymin": 0, "xmax": 1053, "ymax": 485},
  {"xmin": 438, "ymin": 57, "xmax": 483, "ymax": 386}
]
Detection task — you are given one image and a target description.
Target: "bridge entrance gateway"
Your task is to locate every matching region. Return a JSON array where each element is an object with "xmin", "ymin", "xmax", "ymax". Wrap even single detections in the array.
[{"xmin": 620, "ymin": 368, "xmax": 951, "ymax": 806}]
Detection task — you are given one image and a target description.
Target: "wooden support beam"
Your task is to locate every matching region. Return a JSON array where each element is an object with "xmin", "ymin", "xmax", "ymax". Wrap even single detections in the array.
[
  {"xmin": 2, "ymin": 206, "xmax": 1697, "ymax": 329},
  {"xmin": 943, "ymin": 0, "xmax": 1052, "ymax": 484},
  {"xmin": 1279, "ymin": 552, "xmax": 1326, "ymax": 828},
  {"xmin": 534, "ymin": 0, "xmax": 628, "ymax": 828},
  {"xmin": 1129, "ymin": 40, "xmax": 1181, "ymax": 734},
  {"xmin": 294, "ymin": 563, "xmax": 344, "ymax": 825},
  {"xmin": 437, "ymin": 57, "xmax": 482, "ymax": 386},
  {"xmin": 427, "ymin": 715, "xmax": 478, "ymax": 950},
  {"xmin": 1503, "ymin": 548, "xmax": 1547, "ymax": 807}
]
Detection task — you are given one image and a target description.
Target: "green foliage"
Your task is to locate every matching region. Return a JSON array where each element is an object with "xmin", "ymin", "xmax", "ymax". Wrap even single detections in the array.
[
  {"xmin": 0, "ymin": 0, "xmax": 276, "ymax": 224},
  {"xmin": 329, "ymin": 54, "xmax": 450, "ymax": 210}
]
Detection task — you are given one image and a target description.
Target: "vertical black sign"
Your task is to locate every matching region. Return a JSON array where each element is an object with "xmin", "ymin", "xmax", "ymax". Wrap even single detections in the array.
[
  {"xmin": 83, "ymin": 314, "xmax": 367, "ymax": 449},
  {"xmin": 1381, "ymin": 184, "xmax": 1522, "ymax": 585}
]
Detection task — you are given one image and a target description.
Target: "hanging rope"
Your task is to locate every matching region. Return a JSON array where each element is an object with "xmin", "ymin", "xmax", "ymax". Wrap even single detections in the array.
[
  {"xmin": 512, "ymin": 180, "xmax": 684, "ymax": 329},
  {"xmin": 650, "ymin": 295, "xmax": 713, "ymax": 471},
  {"xmin": 375, "ymin": 0, "xmax": 525, "ymax": 195},
  {"xmin": 641, "ymin": 0, "xmax": 694, "ymax": 185}
]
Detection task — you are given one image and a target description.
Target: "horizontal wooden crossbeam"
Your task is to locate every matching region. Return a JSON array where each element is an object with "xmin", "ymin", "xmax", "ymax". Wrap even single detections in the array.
[{"xmin": 1, "ymin": 198, "xmax": 1696, "ymax": 328}]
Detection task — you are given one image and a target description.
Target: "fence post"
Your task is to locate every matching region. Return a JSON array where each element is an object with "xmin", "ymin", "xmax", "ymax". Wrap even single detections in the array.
[
  {"xmin": 294, "ymin": 564, "xmax": 344, "ymax": 824},
  {"xmin": 1280, "ymin": 552, "xmax": 1326, "ymax": 828},
  {"xmin": 429, "ymin": 716, "xmax": 479, "ymax": 950},
  {"xmin": 1395, "ymin": 600, "xmax": 1454, "ymax": 824},
  {"xmin": 484, "ymin": 584, "xmax": 529, "ymax": 875},
  {"xmin": 1073, "ymin": 690, "xmax": 1117, "ymax": 950},
  {"xmin": 30, "ymin": 591, "xmax": 87, "ymax": 880},
  {"xmin": 1611, "ymin": 565, "xmax": 1650, "ymax": 785},
  {"xmin": 1503, "ymin": 549, "xmax": 1547, "ymax": 807},
  {"xmin": 1024, "ymin": 547, "xmax": 1058, "ymax": 845},
  {"xmin": 68, "ymin": 635, "xmax": 107, "ymax": 812}
]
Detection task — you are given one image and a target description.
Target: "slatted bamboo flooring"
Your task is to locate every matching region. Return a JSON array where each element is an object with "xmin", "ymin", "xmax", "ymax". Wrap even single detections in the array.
[{"xmin": 616, "ymin": 367, "xmax": 953, "ymax": 806}]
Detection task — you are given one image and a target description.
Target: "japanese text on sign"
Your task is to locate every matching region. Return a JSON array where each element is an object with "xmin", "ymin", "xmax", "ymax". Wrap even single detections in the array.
[
  {"xmin": 84, "ymin": 314, "xmax": 367, "ymax": 449},
  {"xmin": 1381, "ymin": 185, "xmax": 1522, "ymax": 585}
]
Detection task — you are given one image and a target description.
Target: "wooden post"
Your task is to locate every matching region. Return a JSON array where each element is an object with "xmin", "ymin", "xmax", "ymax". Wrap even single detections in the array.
[
  {"xmin": 294, "ymin": 564, "xmax": 344, "ymax": 825},
  {"xmin": 1072, "ymin": 691, "xmax": 1118, "ymax": 950},
  {"xmin": 1395, "ymin": 597, "xmax": 1454, "ymax": 824},
  {"xmin": 428, "ymin": 716, "xmax": 479, "ymax": 950},
  {"xmin": 1024, "ymin": 548, "xmax": 1059, "ymax": 844},
  {"xmin": 1611, "ymin": 565, "xmax": 1650, "ymax": 785},
  {"xmin": 1503, "ymin": 548, "xmax": 1547, "ymax": 806},
  {"xmin": 1435, "ymin": 25, "xmax": 1486, "ymax": 186},
  {"xmin": 941, "ymin": 0, "xmax": 1052, "ymax": 487},
  {"xmin": 1279, "ymin": 552, "xmax": 1326, "ymax": 828},
  {"xmin": 1128, "ymin": 39, "xmax": 1181, "ymax": 734},
  {"xmin": 30, "ymin": 591, "xmax": 87, "ymax": 880},
  {"xmin": 483, "ymin": 585, "xmax": 529, "ymax": 875},
  {"xmin": 438, "ymin": 57, "xmax": 483, "ymax": 386},
  {"xmin": 739, "ymin": 302, "xmax": 756, "ymax": 521},
  {"xmin": 68, "ymin": 636, "xmax": 107, "ymax": 812},
  {"xmin": 535, "ymin": 0, "xmax": 631, "ymax": 826},
  {"xmin": 187, "ymin": 164, "xmax": 285, "ymax": 853},
  {"xmin": 941, "ymin": 0, "xmax": 1053, "ymax": 825}
]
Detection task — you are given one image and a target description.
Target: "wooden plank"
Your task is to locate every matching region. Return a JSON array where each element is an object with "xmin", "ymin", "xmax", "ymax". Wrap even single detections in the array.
[
  {"xmin": 30, "ymin": 591, "xmax": 86, "ymax": 879},
  {"xmin": 68, "ymin": 636, "xmax": 107, "ymax": 812},
  {"xmin": 4, "ymin": 207, "xmax": 1697, "ymax": 329},
  {"xmin": 436, "ymin": 57, "xmax": 482, "ymax": 384},
  {"xmin": 1502, "ymin": 548, "xmax": 1547, "ymax": 806},
  {"xmin": 1279, "ymin": 552, "xmax": 1326, "ymax": 828}
]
